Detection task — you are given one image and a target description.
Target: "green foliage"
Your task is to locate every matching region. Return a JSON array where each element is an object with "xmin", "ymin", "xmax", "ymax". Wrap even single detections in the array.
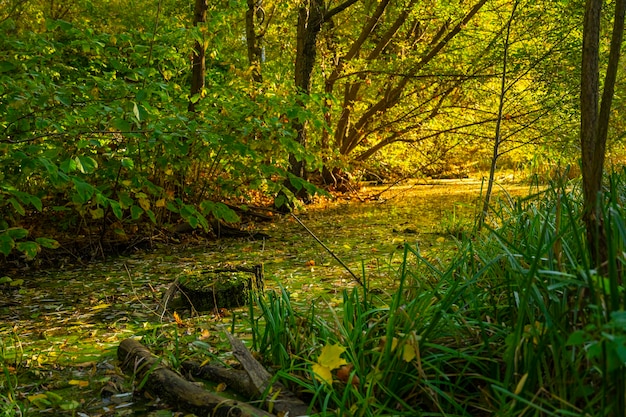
[
  {"xmin": 249, "ymin": 170, "xmax": 626, "ymax": 415},
  {"xmin": 0, "ymin": 332, "xmax": 29, "ymax": 416},
  {"xmin": 0, "ymin": 9, "xmax": 322, "ymax": 261}
]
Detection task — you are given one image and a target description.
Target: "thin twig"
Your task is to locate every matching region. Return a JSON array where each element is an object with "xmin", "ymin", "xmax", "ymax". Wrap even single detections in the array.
[{"xmin": 290, "ymin": 213, "xmax": 363, "ymax": 286}]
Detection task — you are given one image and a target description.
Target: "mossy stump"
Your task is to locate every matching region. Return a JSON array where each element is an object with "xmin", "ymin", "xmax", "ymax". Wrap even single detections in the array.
[{"xmin": 177, "ymin": 265, "xmax": 263, "ymax": 312}]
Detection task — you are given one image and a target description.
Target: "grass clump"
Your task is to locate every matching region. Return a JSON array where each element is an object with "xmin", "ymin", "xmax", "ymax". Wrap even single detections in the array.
[{"xmin": 251, "ymin": 170, "xmax": 626, "ymax": 416}]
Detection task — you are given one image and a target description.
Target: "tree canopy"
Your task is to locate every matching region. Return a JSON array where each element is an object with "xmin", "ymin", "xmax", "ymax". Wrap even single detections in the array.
[{"xmin": 0, "ymin": 0, "xmax": 624, "ymax": 261}]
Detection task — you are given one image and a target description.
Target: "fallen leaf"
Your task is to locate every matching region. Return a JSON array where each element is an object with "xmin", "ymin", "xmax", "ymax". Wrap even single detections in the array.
[
  {"xmin": 402, "ymin": 344, "xmax": 416, "ymax": 362},
  {"xmin": 515, "ymin": 373, "xmax": 529, "ymax": 395},
  {"xmin": 173, "ymin": 311, "xmax": 185, "ymax": 327},
  {"xmin": 312, "ymin": 363, "xmax": 333, "ymax": 384},
  {"xmin": 317, "ymin": 343, "xmax": 347, "ymax": 370},
  {"xmin": 336, "ymin": 364, "xmax": 360, "ymax": 387}
]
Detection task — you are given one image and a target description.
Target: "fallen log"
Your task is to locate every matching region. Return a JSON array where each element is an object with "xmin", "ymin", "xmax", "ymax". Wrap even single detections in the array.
[
  {"xmin": 182, "ymin": 361, "xmax": 256, "ymax": 398},
  {"xmin": 117, "ymin": 338, "xmax": 275, "ymax": 417},
  {"xmin": 225, "ymin": 331, "xmax": 311, "ymax": 417},
  {"xmin": 182, "ymin": 357, "xmax": 311, "ymax": 417}
]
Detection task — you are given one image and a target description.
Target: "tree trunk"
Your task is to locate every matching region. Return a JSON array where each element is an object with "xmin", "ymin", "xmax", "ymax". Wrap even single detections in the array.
[
  {"xmin": 246, "ymin": 0, "xmax": 264, "ymax": 83},
  {"xmin": 277, "ymin": 0, "xmax": 358, "ymax": 206},
  {"xmin": 188, "ymin": 0, "xmax": 208, "ymax": 113},
  {"xmin": 580, "ymin": 0, "xmax": 625, "ymax": 269},
  {"xmin": 288, "ymin": 0, "xmax": 325, "ymax": 184}
]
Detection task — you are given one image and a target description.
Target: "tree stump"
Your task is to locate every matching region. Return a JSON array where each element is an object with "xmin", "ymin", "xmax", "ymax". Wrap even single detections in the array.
[{"xmin": 178, "ymin": 265, "xmax": 263, "ymax": 312}]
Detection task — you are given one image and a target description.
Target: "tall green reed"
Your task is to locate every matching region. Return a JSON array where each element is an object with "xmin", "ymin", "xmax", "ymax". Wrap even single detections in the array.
[
  {"xmin": 248, "ymin": 169, "xmax": 626, "ymax": 416},
  {"xmin": 0, "ymin": 333, "xmax": 29, "ymax": 416},
  {"xmin": 252, "ymin": 246, "xmax": 504, "ymax": 416},
  {"xmin": 478, "ymin": 171, "xmax": 625, "ymax": 416}
]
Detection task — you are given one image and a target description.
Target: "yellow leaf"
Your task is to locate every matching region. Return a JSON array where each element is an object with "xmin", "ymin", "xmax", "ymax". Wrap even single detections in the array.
[
  {"xmin": 173, "ymin": 311, "xmax": 185, "ymax": 327},
  {"xmin": 317, "ymin": 344, "xmax": 347, "ymax": 370},
  {"xmin": 68, "ymin": 379, "xmax": 89, "ymax": 387},
  {"xmin": 138, "ymin": 198, "xmax": 150, "ymax": 211},
  {"xmin": 391, "ymin": 337, "xmax": 398, "ymax": 351},
  {"xmin": 215, "ymin": 382, "xmax": 227, "ymax": 392},
  {"xmin": 402, "ymin": 344, "xmax": 416, "ymax": 362},
  {"xmin": 514, "ymin": 373, "xmax": 528, "ymax": 395},
  {"xmin": 312, "ymin": 363, "xmax": 333, "ymax": 385},
  {"xmin": 436, "ymin": 237, "xmax": 445, "ymax": 243},
  {"xmin": 28, "ymin": 393, "xmax": 48, "ymax": 402},
  {"xmin": 90, "ymin": 208, "xmax": 104, "ymax": 219},
  {"xmin": 156, "ymin": 198, "xmax": 166, "ymax": 208},
  {"xmin": 91, "ymin": 303, "xmax": 110, "ymax": 311}
]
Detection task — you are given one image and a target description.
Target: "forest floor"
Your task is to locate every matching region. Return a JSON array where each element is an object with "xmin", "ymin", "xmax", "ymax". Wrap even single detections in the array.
[{"xmin": 0, "ymin": 176, "xmax": 536, "ymax": 416}]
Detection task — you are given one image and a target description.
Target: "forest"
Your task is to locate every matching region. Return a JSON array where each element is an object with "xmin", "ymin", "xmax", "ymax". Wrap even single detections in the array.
[{"xmin": 1, "ymin": 0, "xmax": 625, "ymax": 415}]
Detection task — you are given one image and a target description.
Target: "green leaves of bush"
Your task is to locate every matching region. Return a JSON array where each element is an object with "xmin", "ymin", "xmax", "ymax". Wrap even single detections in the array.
[{"xmin": 0, "ymin": 15, "xmax": 323, "ymax": 261}]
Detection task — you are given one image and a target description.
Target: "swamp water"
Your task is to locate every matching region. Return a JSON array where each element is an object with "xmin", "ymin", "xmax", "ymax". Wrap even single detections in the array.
[{"xmin": 0, "ymin": 179, "xmax": 535, "ymax": 415}]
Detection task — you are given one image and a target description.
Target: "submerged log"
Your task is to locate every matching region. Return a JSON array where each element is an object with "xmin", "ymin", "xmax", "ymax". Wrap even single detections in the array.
[{"xmin": 117, "ymin": 338, "xmax": 274, "ymax": 417}]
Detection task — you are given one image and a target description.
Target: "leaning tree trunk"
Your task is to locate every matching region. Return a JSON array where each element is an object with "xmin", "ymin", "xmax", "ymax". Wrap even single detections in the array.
[{"xmin": 580, "ymin": 0, "xmax": 625, "ymax": 270}]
